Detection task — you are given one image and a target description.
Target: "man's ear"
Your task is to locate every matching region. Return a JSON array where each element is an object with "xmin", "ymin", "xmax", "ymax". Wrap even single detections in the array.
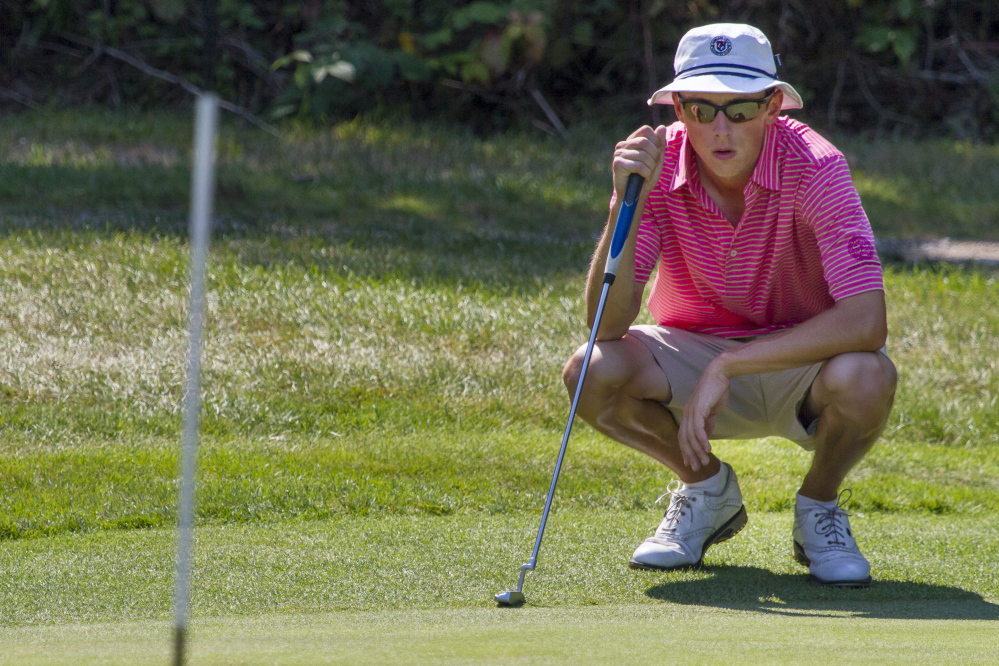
[
  {"xmin": 672, "ymin": 95, "xmax": 685, "ymax": 123},
  {"xmin": 765, "ymin": 89, "xmax": 784, "ymax": 124}
]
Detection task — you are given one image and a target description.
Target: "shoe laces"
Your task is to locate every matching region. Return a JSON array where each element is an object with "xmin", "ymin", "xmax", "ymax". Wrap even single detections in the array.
[
  {"xmin": 654, "ymin": 480, "xmax": 696, "ymax": 534},
  {"xmin": 809, "ymin": 489, "xmax": 853, "ymax": 547}
]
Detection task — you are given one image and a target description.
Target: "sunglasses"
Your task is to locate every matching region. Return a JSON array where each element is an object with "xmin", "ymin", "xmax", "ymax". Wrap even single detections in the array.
[{"xmin": 677, "ymin": 92, "xmax": 775, "ymax": 124}]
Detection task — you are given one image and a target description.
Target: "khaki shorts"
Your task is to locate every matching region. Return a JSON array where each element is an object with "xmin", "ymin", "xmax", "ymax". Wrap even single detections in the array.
[{"xmin": 629, "ymin": 325, "xmax": 835, "ymax": 451}]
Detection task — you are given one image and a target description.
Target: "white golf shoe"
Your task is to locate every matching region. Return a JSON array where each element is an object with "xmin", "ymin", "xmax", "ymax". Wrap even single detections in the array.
[
  {"xmin": 629, "ymin": 463, "xmax": 747, "ymax": 571},
  {"xmin": 793, "ymin": 490, "xmax": 872, "ymax": 587}
]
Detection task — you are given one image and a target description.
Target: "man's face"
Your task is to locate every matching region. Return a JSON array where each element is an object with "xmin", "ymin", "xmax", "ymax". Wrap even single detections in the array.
[{"xmin": 672, "ymin": 90, "xmax": 782, "ymax": 185}]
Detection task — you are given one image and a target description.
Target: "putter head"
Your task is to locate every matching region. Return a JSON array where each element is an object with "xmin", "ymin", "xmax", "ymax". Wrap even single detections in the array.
[{"xmin": 494, "ymin": 590, "xmax": 526, "ymax": 607}]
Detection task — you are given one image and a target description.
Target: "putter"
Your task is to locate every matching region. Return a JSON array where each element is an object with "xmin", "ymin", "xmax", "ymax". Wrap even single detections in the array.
[{"xmin": 495, "ymin": 172, "xmax": 645, "ymax": 607}]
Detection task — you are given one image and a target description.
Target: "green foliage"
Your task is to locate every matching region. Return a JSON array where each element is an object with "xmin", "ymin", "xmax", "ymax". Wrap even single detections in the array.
[
  {"xmin": 853, "ymin": 0, "xmax": 923, "ymax": 66},
  {"xmin": 269, "ymin": 1, "xmax": 551, "ymax": 120},
  {"xmin": 4, "ymin": 1, "xmax": 999, "ymax": 136}
]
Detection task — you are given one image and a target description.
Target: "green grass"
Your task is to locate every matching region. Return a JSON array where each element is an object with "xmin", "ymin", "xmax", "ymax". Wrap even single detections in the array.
[
  {"xmin": 1, "ymin": 110, "xmax": 998, "ymax": 662},
  {"xmin": 4, "ymin": 607, "xmax": 997, "ymax": 665},
  {"xmin": 4, "ymin": 110, "xmax": 999, "ymax": 241},
  {"xmin": 837, "ymin": 136, "xmax": 999, "ymax": 240},
  {"xmin": 4, "ymin": 431, "xmax": 999, "ymax": 540},
  {"xmin": 2, "ymin": 242, "xmax": 997, "ymax": 539},
  {"xmin": 1, "ymin": 513, "xmax": 997, "ymax": 663},
  {"xmin": 3, "ymin": 512, "xmax": 997, "ymax": 624}
]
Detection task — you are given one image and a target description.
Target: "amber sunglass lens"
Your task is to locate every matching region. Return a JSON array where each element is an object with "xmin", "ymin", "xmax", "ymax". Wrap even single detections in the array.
[
  {"xmin": 681, "ymin": 98, "xmax": 768, "ymax": 124},
  {"xmin": 725, "ymin": 102, "xmax": 763, "ymax": 122},
  {"xmin": 684, "ymin": 103, "xmax": 716, "ymax": 123}
]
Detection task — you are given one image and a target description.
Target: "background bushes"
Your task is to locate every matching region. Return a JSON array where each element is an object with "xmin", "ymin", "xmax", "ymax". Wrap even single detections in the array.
[{"xmin": 2, "ymin": 1, "xmax": 999, "ymax": 138}]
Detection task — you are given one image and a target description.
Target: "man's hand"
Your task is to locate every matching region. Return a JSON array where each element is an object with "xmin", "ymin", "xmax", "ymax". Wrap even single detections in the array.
[
  {"xmin": 612, "ymin": 125, "xmax": 669, "ymax": 201},
  {"xmin": 677, "ymin": 362, "xmax": 730, "ymax": 470}
]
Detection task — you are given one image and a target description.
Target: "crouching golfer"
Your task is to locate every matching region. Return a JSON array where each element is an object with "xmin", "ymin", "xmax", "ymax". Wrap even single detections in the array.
[{"xmin": 564, "ymin": 23, "xmax": 896, "ymax": 586}]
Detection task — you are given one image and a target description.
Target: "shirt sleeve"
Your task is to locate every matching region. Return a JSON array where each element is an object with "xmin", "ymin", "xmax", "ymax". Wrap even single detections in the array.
[
  {"xmin": 633, "ymin": 210, "xmax": 662, "ymax": 285},
  {"xmin": 799, "ymin": 155, "xmax": 884, "ymax": 300}
]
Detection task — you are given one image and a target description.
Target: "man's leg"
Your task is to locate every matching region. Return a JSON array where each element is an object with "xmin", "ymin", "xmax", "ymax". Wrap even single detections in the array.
[
  {"xmin": 562, "ymin": 333, "xmax": 720, "ymax": 483},
  {"xmin": 793, "ymin": 351, "xmax": 897, "ymax": 586},
  {"xmin": 562, "ymin": 333, "xmax": 743, "ymax": 570},
  {"xmin": 798, "ymin": 351, "xmax": 898, "ymax": 501}
]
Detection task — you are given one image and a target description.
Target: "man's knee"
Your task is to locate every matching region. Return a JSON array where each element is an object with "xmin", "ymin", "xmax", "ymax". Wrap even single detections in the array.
[
  {"xmin": 562, "ymin": 343, "xmax": 624, "ymax": 426},
  {"xmin": 816, "ymin": 351, "xmax": 897, "ymax": 411},
  {"xmin": 562, "ymin": 346, "xmax": 586, "ymax": 394},
  {"xmin": 562, "ymin": 336, "xmax": 670, "ymax": 404},
  {"xmin": 562, "ymin": 342, "xmax": 625, "ymax": 398}
]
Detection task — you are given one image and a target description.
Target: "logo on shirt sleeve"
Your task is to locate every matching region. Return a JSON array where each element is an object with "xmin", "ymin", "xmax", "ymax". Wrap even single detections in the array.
[{"xmin": 847, "ymin": 234, "xmax": 876, "ymax": 261}]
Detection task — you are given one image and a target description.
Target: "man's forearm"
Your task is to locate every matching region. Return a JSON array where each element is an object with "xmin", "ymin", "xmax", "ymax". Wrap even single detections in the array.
[
  {"xmin": 709, "ymin": 290, "xmax": 888, "ymax": 379},
  {"xmin": 587, "ymin": 123, "xmax": 667, "ymax": 339},
  {"xmin": 585, "ymin": 203, "xmax": 644, "ymax": 339}
]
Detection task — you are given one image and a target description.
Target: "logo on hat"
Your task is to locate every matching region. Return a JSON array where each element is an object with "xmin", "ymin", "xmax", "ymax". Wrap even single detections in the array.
[{"xmin": 709, "ymin": 36, "xmax": 733, "ymax": 56}]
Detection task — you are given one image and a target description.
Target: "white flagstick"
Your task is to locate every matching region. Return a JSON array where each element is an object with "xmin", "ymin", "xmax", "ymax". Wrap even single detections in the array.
[{"xmin": 173, "ymin": 93, "xmax": 219, "ymax": 666}]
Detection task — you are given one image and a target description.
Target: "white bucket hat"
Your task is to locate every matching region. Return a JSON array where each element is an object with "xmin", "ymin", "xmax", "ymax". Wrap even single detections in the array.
[{"xmin": 648, "ymin": 23, "xmax": 803, "ymax": 110}]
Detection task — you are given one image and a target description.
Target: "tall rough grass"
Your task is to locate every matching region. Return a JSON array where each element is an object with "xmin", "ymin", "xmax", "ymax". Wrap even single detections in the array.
[{"xmin": 0, "ymin": 111, "xmax": 997, "ymax": 541}]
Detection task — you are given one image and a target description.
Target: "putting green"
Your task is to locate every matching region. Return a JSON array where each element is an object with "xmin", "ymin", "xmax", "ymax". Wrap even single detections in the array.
[
  {"xmin": 1, "ymin": 511, "xmax": 997, "ymax": 664},
  {"xmin": 2, "ymin": 604, "xmax": 998, "ymax": 665}
]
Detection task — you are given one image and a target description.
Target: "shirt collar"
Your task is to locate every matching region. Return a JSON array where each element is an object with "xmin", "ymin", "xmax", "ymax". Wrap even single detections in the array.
[
  {"xmin": 749, "ymin": 122, "xmax": 781, "ymax": 191},
  {"xmin": 670, "ymin": 134, "xmax": 696, "ymax": 192}
]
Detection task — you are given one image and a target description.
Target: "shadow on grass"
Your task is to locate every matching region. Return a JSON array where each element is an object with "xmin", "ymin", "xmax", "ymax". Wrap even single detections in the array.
[
  {"xmin": 0, "ymin": 207, "xmax": 594, "ymax": 292},
  {"xmin": 644, "ymin": 566, "xmax": 999, "ymax": 620},
  {"xmin": 0, "ymin": 112, "xmax": 605, "ymax": 291}
]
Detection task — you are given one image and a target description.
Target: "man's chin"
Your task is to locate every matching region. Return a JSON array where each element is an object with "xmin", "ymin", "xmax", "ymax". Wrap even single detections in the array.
[{"xmin": 702, "ymin": 160, "xmax": 746, "ymax": 180}]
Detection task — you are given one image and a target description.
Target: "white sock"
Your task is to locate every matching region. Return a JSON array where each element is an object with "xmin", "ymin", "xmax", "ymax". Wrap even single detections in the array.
[
  {"xmin": 682, "ymin": 464, "xmax": 727, "ymax": 493},
  {"xmin": 796, "ymin": 493, "xmax": 837, "ymax": 510}
]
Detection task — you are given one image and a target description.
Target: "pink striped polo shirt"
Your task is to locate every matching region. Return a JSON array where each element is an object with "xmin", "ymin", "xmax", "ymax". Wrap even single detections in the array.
[{"xmin": 627, "ymin": 117, "xmax": 883, "ymax": 338}]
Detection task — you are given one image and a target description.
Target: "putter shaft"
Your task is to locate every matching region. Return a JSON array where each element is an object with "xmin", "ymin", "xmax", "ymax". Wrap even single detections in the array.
[{"xmin": 496, "ymin": 174, "xmax": 644, "ymax": 606}]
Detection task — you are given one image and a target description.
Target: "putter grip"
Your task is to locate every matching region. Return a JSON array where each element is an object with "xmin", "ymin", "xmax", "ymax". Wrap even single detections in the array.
[{"xmin": 604, "ymin": 173, "xmax": 645, "ymax": 282}]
